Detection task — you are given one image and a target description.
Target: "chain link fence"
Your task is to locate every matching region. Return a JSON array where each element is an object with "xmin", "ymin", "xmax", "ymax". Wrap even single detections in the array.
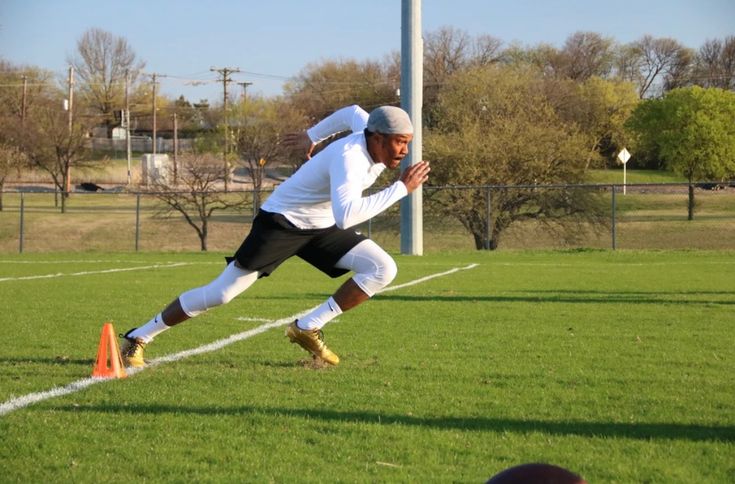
[{"xmin": 1, "ymin": 183, "xmax": 733, "ymax": 253}]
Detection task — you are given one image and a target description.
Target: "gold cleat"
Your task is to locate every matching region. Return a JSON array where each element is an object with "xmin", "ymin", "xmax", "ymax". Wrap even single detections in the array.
[
  {"xmin": 285, "ymin": 321, "xmax": 340, "ymax": 366},
  {"xmin": 120, "ymin": 330, "xmax": 147, "ymax": 368}
]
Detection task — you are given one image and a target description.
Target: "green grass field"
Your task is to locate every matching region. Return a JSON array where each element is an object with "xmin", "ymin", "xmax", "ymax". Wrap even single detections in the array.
[
  {"xmin": 1, "ymin": 250, "xmax": 733, "ymax": 482},
  {"xmin": 587, "ymin": 168, "xmax": 686, "ymax": 184}
]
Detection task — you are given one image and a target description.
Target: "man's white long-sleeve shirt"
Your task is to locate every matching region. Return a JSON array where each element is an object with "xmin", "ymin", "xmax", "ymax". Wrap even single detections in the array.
[{"xmin": 261, "ymin": 105, "xmax": 408, "ymax": 229}]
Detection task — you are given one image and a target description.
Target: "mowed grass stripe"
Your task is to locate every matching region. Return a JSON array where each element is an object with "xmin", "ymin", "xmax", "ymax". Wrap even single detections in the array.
[
  {"xmin": 0, "ymin": 263, "xmax": 478, "ymax": 416},
  {"xmin": 0, "ymin": 262, "xmax": 191, "ymax": 282}
]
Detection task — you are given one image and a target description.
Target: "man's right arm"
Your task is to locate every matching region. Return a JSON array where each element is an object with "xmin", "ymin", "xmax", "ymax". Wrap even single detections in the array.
[
  {"xmin": 281, "ymin": 105, "xmax": 369, "ymax": 160},
  {"xmin": 307, "ymin": 105, "xmax": 369, "ymax": 143}
]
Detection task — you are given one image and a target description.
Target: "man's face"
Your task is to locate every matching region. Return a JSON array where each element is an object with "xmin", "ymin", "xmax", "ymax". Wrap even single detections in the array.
[{"xmin": 376, "ymin": 133, "xmax": 413, "ymax": 169}]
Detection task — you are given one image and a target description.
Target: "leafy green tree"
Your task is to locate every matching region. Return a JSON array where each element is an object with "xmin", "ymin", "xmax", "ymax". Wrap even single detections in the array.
[
  {"xmin": 170, "ymin": 95, "xmax": 208, "ymax": 135},
  {"xmin": 627, "ymin": 86, "xmax": 735, "ymax": 219},
  {"xmin": 425, "ymin": 65, "xmax": 607, "ymax": 249},
  {"xmin": 550, "ymin": 76, "xmax": 639, "ymax": 168}
]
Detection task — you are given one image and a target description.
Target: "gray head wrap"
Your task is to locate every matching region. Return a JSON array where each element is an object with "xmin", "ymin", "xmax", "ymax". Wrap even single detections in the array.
[{"xmin": 367, "ymin": 106, "xmax": 414, "ymax": 135}]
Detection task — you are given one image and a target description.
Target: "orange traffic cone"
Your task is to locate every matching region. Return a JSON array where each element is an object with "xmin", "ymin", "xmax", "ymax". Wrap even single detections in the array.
[{"xmin": 92, "ymin": 322, "xmax": 127, "ymax": 378}]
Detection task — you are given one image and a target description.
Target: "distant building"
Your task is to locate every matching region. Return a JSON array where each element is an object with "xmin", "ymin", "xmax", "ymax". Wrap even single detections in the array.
[
  {"xmin": 141, "ymin": 154, "xmax": 170, "ymax": 185},
  {"xmin": 112, "ymin": 127, "xmax": 127, "ymax": 140}
]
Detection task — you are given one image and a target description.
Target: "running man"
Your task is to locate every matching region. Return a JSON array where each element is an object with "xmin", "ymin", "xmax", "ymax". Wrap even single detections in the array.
[{"xmin": 120, "ymin": 104, "xmax": 429, "ymax": 366}]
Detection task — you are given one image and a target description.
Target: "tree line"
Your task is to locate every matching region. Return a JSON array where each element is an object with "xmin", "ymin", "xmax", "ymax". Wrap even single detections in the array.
[{"xmin": 1, "ymin": 27, "xmax": 734, "ymax": 248}]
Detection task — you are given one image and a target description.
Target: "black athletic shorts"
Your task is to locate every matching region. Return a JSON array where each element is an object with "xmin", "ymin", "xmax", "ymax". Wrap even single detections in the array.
[{"xmin": 231, "ymin": 210, "xmax": 367, "ymax": 278}]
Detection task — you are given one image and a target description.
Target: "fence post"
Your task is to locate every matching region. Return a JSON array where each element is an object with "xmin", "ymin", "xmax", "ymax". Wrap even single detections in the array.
[
  {"xmin": 611, "ymin": 184, "xmax": 617, "ymax": 250},
  {"xmin": 19, "ymin": 192, "xmax": 25, "ymax": 254},
  {"xmin": 135, "ymin": 193, "xmax": 141, "ymax": 252}
]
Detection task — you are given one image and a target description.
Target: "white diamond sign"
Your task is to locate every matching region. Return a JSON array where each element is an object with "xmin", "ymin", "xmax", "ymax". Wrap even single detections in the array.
[{"xmin": 617, "ymin": 148, "xmax": 631, "ymax": 164}]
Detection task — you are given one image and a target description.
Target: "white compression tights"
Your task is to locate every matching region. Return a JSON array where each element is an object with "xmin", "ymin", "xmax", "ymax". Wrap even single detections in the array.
[
  {"xmin": 334, "ymin": 239, "xmax": 397, "ymax": 297},
  {"xmin": 178, "ymin": 239, "xmax": 396, "ymax": 318},
  {"xmin": 297, "ymin": 239, "xmax": 397, "ymax": 330},
  {"xmin": 179, "ymin": 262, "xmax": 259, "ymax": 317}
]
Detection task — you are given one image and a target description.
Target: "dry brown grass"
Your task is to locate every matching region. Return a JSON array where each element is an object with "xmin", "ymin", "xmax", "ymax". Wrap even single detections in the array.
[{"xmin": 0, "ymin": 189, "xmax": 733, "ymax": 253}]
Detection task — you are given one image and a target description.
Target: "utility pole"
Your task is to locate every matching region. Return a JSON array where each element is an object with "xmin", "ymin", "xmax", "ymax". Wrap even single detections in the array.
[
  {"xmin": 400, "ymin": 0, "xmax": 423, "ymax": 255},
  {"xmin": 211, "ymin": 66, "xmax": 240, "ymax": 191},
  {"xmin": 173, "ymin": 112, "xmax": 178, "ymax": 185},
  {"xmin": 238, "ymin": 81, "xmax": 253, "ymax": 101},
  {"xmin": 20, "ymin": 75, "xmax": 27, "ymax": 125},
  {"xmin": 125, "ymin": 70, "xmax": 132, "ymax": 185},
  {"xmin": 65, "ymin": 66, "xmax": 74, "ymax": 194},
  {"xmin": 151, "ymin": 73, "xmax": 158, "ymax": 158}
]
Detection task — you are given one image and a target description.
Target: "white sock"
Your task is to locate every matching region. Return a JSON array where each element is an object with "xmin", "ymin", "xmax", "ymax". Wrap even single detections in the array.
[
  {"xmin": 128, "ymin": 313, "xmax": 169, "ymax": 343},
  {"xmin": 298, "ymin": 297, "xmax": 342, "ymax": 330}
]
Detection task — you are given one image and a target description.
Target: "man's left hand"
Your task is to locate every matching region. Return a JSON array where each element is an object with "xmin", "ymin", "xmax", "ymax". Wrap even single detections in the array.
[{"xmin": 281, "ymin": 132, "xmax": 316, "ymax": 159}]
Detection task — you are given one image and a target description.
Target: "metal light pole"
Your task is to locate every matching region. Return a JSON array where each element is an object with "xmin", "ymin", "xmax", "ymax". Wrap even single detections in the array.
[{"xmin": 400, "ymin": 0, "xmax": 423, "ymax": 255}]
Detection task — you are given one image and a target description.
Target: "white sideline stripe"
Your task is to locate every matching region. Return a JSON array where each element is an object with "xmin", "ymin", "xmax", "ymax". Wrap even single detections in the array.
[
  {"xmin": 236, "ymin": 317, "xmax": 272, "ymax": 322},
  {"xmin": 0, "ymin": 260, "xmax": 221, "ymax": 265},
  {"xmin": 0, "ymin": 263, "xmax": 478, "ymax": 417},
  {"xmin": 0, "ymin": 263, "xmax": 190, "ymax": 282},
  {"xmin": 380, "ymin": 263, "xmax": 478, "ymax": 293}
]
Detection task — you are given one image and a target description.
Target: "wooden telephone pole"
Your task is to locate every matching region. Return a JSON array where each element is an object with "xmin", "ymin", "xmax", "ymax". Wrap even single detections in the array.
[
  {"xmin": 125, "ymin": 70, "xmax": 132, "ymax": 185},
  {"xmin": 151, "ymin": 73, "xmax": 158, "ymax": 158},
  {"xmin": 65, "ymin": 66, "xmax": 74, "ymax": 194},
  {"xmin": 210, "ymin": 66, "xmax": 240, "ymax": 191}
]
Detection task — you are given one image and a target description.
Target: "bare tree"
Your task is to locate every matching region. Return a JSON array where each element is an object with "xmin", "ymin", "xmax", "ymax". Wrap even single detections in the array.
[
  {"xmin": 470, "ymin": 34, "xmax": 505, "ymax": 67},
  {"xmin": 0, "ymin": 60, "xmax": 61, "ymax": 209},
  {"xmin": 424, "ymin": 26, "xmax": 473, "ymax": 88},
  {"xmin": 619, "ymin": 35, "xmax": 694, "ymax": 98},
  {"xmin": 424, "ymin": 28, "xmax": 503, "ymax": 88},
  {"xmin": 147, "ymin": 154, "xmax": 249, "ymax": 251},
  {"xmin": 516, "ymin": 33, "xmax": 615, "ymax": 81},
  {"xmin": 694, "ymin": 36, "xmax": 735, "ymax": 90},
  {"xmin": 559, "ymin": 31, "xmax": 615, "ymax": 81},
  {"xmin": 423, "ymin": 27, "xmax": 504, "ymax": 126},
  {"xmin": 232, "ymin": 96, "xmax": 304, "ymax": 210},
  {"xmin": 614, "ymin": 43, "xmax": 643, "ymax": 85},
  {"xmin": 0, "ymin": 142, "xmax": 27, "ymax": 211},
  {"xmin": 68, "ymin": 28, "xmax": 145, "ymax": 135},
  {"xmin": 285, "ymin": 59, "xmax": 397, "ymax": 122},
  {"xmin": 0, "ymin": 60, "xmax": 54, "ymax": 123},
  {"xmin": 20, "ymin": 96, "xmax": 96, "ymax": 212},
  {"xmin": 662, "ymin": 48, "xmax": 695, "ymax": 92},
  {"xmin": 520, "ymin": 43, "xmax": 566, "ymax": 78}
]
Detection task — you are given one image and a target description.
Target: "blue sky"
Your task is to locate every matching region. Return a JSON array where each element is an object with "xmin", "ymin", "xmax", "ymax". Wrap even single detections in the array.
[{"xmin": 1, "ymin": 0, "xmax": 733, "ymax": 102}]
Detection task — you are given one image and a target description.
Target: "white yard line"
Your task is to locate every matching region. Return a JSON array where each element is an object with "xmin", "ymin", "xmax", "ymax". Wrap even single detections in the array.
[
  {"xmin": 0, "ymin": 263, "xmax": 478, "ymax": 417},
  {"xmin": 0, "ymin": 263, "xmax": 191, "ymax": 282}
]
